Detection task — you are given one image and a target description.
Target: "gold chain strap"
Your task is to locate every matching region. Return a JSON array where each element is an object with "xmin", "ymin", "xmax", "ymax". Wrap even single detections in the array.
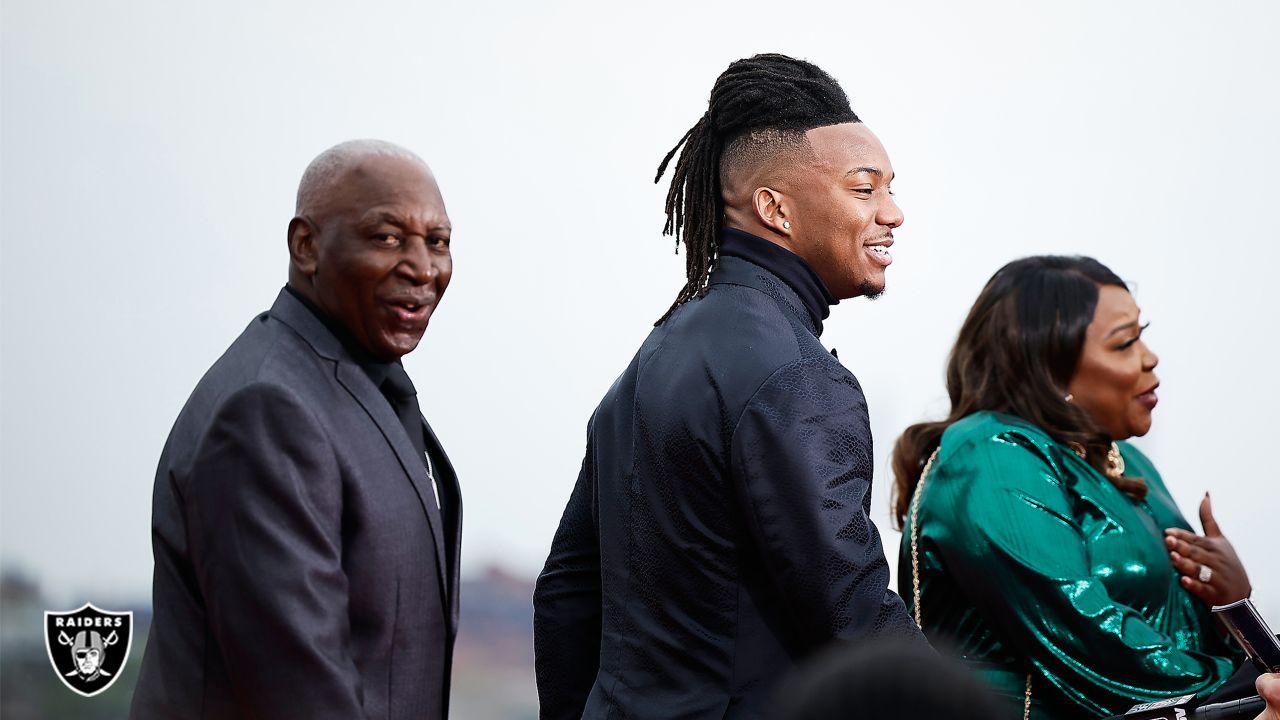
[
  {"xmin": 909, "ymin": 449, "xmax": 938, "ymax": 628},
  {"xmin": 910, "ymin": 447, "xmax": 1033, "ymax": 720}
]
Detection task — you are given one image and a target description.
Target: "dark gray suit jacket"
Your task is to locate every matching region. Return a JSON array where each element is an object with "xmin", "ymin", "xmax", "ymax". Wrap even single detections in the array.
[{"xmin": 131, "ymin": 289, "xmax": 461, "ymax": 720}]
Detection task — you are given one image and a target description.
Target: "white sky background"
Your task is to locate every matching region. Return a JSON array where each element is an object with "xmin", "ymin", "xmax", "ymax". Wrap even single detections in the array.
[{"xmin": 2, "ymin": 1, "xmax": 1277, "ymax": 621}]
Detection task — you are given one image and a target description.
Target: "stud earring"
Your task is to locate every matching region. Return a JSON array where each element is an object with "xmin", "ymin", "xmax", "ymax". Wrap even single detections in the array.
[
  {"xmin": 782, "ymin": 221, "xmax": 791, "ymax": 230},
  {"xmin": 1064, "ymin": 393, "xmax": 1074, "ymax": 403}
]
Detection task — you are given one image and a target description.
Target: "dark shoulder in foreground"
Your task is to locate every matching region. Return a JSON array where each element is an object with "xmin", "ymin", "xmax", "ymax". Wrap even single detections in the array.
[{"xmin": 161, "ymin": 302, "xmax": 345, "ymax": 469}]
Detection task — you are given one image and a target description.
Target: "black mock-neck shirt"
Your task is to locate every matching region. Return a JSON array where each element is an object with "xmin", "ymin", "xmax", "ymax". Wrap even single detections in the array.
[{"xmin": 717, "ymin": 227, "xmax": 838, "ymax": 335}]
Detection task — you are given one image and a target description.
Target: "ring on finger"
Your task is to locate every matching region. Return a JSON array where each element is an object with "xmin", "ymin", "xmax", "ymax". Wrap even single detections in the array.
[{"xmin": 1198, "ymin": 564, "xmax": 1213, "ymax": 583}]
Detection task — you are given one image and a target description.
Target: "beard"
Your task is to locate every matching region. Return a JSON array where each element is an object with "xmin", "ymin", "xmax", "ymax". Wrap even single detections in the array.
[{"xmin": 859, "ymin": 278, "xmax": 885, "ymax": 300}]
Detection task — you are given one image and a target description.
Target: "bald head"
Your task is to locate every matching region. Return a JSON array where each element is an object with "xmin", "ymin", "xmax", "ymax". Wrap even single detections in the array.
[{"xmin": 296, "ymin": 139, "xmax": 430, "ymax": 218}]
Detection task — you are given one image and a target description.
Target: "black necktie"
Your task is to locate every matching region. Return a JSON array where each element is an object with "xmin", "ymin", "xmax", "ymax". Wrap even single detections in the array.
[
  {"xmin": 379, "ymin": 363, "xmax": 437, "ymax": 505},
  {"xmin": 379, "ymin": 363, "xmax": 452, "ymax": 593}
]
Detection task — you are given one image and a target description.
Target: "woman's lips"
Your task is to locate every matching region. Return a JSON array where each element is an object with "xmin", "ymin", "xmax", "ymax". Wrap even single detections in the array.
[{"xmin": 1136, "ymin": 389, "xmax": 1159, "ymax": 410}]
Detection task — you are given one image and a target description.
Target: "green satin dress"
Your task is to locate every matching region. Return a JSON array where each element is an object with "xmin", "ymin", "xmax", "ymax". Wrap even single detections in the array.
[{"xmin": 899, "ymin": 411, "xmax": 1241, "ymax": 718}]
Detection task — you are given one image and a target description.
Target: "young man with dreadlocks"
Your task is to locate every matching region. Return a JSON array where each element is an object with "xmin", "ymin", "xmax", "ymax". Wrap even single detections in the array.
[{"xmin": 534, "ymin": 54, "xmax": 925, "ymax": 719}]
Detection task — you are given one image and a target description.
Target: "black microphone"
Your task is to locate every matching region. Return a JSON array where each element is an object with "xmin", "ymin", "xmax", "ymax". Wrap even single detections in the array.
[
  {"xmin": 1195, "ymin": 695, "xmax": 1266, "ymax": 719},
  {"xmin": 1113, "ymin": 693, "xmax": 1265, "ymax": 720}
]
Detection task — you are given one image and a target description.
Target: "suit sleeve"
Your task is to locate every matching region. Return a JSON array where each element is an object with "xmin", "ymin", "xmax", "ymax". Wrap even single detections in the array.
[
  {"xmin": 730, "ymin": 358, "xmax": 923, "ymax": 652},
  {"xmin": 931, "ymin": 433, "xmax": 1234, "ymax": 716},
  {"xmin": 184, "ymin": 382, "xmax": 367, "ymax": 720},
  {"xmin": 533, "ymin": 423, "xmax": 602, "ymax": 720}
]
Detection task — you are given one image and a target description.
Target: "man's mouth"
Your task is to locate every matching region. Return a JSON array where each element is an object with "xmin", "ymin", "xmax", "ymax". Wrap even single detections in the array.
[
  {"xmin": 386, "ymin": 297, "xmax": 432, "ymax": 324},
  {"xmin": 865, "ymin": 237, "xmax": 894, "ymax": 267}
]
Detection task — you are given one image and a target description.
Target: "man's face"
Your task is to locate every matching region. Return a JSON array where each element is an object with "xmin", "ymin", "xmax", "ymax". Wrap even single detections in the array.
[
  {"xmin": 76, "ymin": 648, "xmax": 101, "ymax": 675},
  {"xmin": 300, "ymin": 155, "xmax": 452, "ymax": 361},
  {"xmin": 784, "ymin": 123, "xmax": 902, "ymax": 300}
]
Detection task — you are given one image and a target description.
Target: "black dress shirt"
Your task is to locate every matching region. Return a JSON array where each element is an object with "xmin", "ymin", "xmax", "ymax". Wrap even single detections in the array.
[{"xmin": 283, "ymin": 285, "xmax": 441, "ymax": 509}]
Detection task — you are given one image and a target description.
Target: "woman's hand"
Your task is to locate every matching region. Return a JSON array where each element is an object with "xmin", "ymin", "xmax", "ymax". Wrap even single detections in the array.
[
  {"xmin": 1256, "ymin": 673, "xmax": 1280, "ymax": 720},
  {"xmin": 1164, "ymin": 493, "xmax": 1252, "ymax": 606}
]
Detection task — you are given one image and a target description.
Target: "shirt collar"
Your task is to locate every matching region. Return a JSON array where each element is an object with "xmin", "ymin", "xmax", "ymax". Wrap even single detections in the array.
[
  {"xmin": 283, "ymin": 284, "xmax": 396, "ymax": 387},
  {"xmin": 717, "ymin": 227, "xmax": 838, "ymax": 330}
]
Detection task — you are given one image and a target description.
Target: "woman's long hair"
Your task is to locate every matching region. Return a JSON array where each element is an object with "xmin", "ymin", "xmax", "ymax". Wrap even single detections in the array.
[{"xmin": 890, "ymin": 255, "xmax": 1148, "ymax": 527}]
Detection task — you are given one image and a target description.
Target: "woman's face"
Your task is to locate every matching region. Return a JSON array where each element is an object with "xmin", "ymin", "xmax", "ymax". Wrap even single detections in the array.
[{"xmin": 1067, "ymin": 285, "xmax": 1160, "ymax": 440}]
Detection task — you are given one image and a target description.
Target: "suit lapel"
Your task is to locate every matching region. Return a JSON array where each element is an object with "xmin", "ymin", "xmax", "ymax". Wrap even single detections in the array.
[
  {"xmin": 334, "ymin": 362, "xmax": 451, "ymax": 623},
  {"xmin": 271, "ymin": 288, "xmax": 456, "ymax": 633},
  {"xmin": 423, "ymin": 418, "xmax": 462, "ymax": 632}
]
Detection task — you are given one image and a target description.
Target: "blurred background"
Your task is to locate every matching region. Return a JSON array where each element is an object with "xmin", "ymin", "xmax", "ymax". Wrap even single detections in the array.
[{"xmin": 2, "ymin": 1, "xmax": 1277, "ymax": 717}]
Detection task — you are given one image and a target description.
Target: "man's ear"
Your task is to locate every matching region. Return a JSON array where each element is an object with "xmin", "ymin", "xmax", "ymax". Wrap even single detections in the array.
[
  {"xmin": 288, "ymin": 216, "xmax": 319, "ymax": 277},
  {"xmin": 752, "ymin": 186, "xmax": 791, "ymax": 236}
]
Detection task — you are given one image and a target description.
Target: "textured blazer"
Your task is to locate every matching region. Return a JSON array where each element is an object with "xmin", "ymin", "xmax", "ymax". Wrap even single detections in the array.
[
  {"xmin": 534, "ymin": 255, "xmax": 922, "ymax": 720},
  {"xmin": 131, "ymin": 289, "xmax": 461, "ymax": 720}
]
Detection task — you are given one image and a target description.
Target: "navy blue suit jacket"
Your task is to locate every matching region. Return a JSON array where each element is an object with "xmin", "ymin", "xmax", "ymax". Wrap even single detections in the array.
[
  {"xmin": 534, "ymin": 254, "xmax": 922, "ymax": 719},
  {"xmin": 132, "ymin": 289, "xmax": 461, "ymax": 720}
]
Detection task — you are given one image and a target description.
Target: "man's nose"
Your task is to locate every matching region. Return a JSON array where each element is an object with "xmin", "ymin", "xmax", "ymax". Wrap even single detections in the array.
[
  {"xmin": 878, "ymin": 194, "xmax": 904, "ymax": 229},
  {"xmin": 397, "ymin": 238, "xmax": 442, "ymax": 284}
]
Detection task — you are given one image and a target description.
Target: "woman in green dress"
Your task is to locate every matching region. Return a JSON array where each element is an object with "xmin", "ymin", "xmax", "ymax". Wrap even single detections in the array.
[{"xmin": 891, "ymin": 256, "xmax": 1252, "ymax": 718}]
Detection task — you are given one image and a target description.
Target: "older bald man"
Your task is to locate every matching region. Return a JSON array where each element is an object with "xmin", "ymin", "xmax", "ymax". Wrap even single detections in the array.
[{"xmin": 132, "ymin": 140, "xmax": 461, "ymax": 720}]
